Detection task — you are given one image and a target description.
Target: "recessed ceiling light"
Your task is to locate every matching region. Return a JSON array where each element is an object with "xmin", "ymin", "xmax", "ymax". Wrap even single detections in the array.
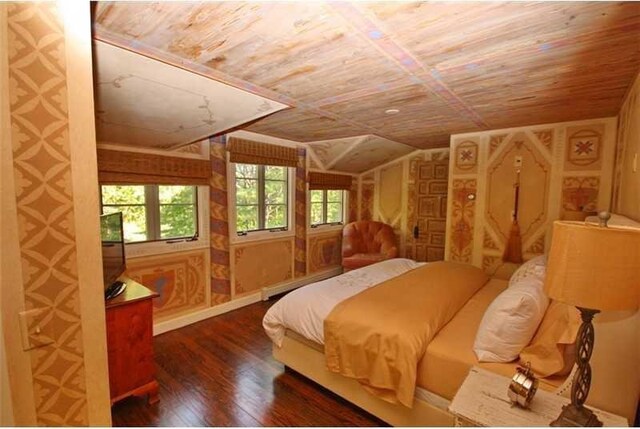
[{"xmin": 385, "ymin": 108, "xmax": 400, "ymax": 114}]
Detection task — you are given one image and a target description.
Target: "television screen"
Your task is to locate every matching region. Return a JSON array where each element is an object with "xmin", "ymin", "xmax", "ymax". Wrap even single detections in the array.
[{"xmin": 100, "ymin": 212, "xmax": 126, "ymax": 290}]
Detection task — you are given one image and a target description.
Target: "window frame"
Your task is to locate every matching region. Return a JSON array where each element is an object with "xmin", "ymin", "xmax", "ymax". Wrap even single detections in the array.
[
  {"xmin": 229, "ymin": 161, "xmax": 295, "ymax": 244},
  {"xmin": 308, "ymin": 189, "xmax": 348, "ymax": 233},
  {"xmin": 100, "ymin": 184, "xmax": 210, "ymax": 258}
]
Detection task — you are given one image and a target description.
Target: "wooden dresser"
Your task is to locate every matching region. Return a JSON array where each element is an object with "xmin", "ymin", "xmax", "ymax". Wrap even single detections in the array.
[{"xmin": 105, "ymin": 278, "xmax": 159, "ymax": 405}]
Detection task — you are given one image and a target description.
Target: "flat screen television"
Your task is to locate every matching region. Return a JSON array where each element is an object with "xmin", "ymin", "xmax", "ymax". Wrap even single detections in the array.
[{"xmin": 100, "ymin": 212, "xmax": 126, "ymax": 298}]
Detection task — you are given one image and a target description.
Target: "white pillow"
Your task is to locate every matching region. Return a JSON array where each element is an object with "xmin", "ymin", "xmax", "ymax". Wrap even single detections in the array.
[
  {"xmin": 474, "ymin": 276, "xmax": 549, "ymax": 362},
  {"xmin": 509, "ymin": 254, "xmax": 547, "ymax": 286}
]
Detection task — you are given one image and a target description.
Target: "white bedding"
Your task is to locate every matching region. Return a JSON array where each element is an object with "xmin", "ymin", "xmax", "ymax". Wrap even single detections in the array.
[{"xmin": 263, "ymin": 258, "xmax": 426, "ymax": 347}]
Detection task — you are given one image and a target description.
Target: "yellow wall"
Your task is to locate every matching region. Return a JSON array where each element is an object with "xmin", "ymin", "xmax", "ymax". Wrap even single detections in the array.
[
  {"xmin": 1, "ymin": 2, "xmax": 110, "ymax": 425},
  {"xmin": 445, "ymin": 117, "xmax": 618, "ymax": 275},
  {"xmin": 614, "ymin": 72, "xmax": 640, "ymax": 221},
  {"xmin": 232, "ymin": 238, "xmax": 294, "ymax": 297}
]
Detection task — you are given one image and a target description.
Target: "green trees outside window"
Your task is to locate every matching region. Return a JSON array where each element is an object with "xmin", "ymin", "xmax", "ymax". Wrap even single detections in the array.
[
  {"xmin": 310, "ymin": 189, "xmax": 344, "ymax": 226},
  {"xmin": 235, "ymin": 163, "xmax": 288, "ymax": 233},
  {"xmin": 101, "ymin": 184, "xmax": 197, "ymax": 243}
]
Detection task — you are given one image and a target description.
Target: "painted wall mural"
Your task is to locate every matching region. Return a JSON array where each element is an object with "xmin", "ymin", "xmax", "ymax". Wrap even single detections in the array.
[
  {"xmin": 308, "ymin": 231, "xmax": 343, "ymax": 273},
  {"xmin": 446, "ymin": 118, "xmax": 617, "ymax": 274},
  {"xmin": 209, "ymin": 136, "xmax": 231, "ymax": 305},
  {"xmin": 232, "ymin": 239, "xmax": 294, "ymax": 296},
  {"xmin": 126, "ymin": 250, "xmax": 208, "ymax": 320}
]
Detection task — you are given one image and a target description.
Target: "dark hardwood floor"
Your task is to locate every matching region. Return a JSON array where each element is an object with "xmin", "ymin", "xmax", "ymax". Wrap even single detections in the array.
[{"xmin": 111, "ymin": 298, "xmax": 386, "ymax": 426}]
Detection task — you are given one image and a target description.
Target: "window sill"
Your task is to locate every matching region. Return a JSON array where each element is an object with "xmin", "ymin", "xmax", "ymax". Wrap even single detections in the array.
[
  {"xmin": 230, "ymin": 229, "xmax": 295, "ymax": 245},
  {"xmin": 307, "ymin": 223, "xmax": 345, "ymax": 235},
  {"xmin": 125, "ymin": 237, "xmax": 210, "ymax": 260}
]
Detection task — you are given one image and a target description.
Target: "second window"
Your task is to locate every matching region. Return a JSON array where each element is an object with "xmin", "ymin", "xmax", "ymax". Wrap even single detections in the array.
[
  {"xmin": 235, "ymin": 163, "xmax": 289, "ymax": 234},
  {"xmin": 310, "ymin": 189, "xmax": 345, "ymax": 227}
]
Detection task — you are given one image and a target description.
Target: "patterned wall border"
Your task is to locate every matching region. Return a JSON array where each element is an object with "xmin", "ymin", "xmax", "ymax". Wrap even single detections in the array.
[
  {"xmin": 209, "ymin": 135, "xmax": 231, "ymax": 305},
  {"xmin": 294, "ymin": 148, "xmax": 307, "ymax": 277},
  {"xmin": 360, "ymin": 183, "xmax": 374, "ymax": 221},
  {"xmin": 7, "ymin": 3, "xmax": 89, "ymax": 425}
]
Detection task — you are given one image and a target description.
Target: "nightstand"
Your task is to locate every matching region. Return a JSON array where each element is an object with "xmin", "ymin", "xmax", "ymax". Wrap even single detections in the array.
[
  {"xmin": 106, "ymin": 278, "xmax": 159, "ymax": 405},
  {"xmin": 448, "ymin": 367, "xmax": 628, "ymax": 427}
]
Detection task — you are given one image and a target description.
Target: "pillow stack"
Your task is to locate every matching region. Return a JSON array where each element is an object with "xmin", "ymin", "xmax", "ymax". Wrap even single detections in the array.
[{"xmin": 473, "ymin": 255, "xmax": 549, "ymax": 362}]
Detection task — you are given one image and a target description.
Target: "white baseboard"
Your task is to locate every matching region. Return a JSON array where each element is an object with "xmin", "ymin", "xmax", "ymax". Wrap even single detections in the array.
[
  {"xmin": 153, "ymin": 292, "xmax": 262, "ymax": 336},
  {"xmin": 261, "ymin": 266, "xmax": 343, "ymax": 300},
  {"xmin": 152, "ymin": 266, "xmax": 343, "ymax": 336}
]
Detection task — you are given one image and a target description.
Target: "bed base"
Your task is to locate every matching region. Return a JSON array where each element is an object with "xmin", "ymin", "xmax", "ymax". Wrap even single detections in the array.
[{"xmin": 273, "ymin": 335, "xmax": 455, "ymax": 426}]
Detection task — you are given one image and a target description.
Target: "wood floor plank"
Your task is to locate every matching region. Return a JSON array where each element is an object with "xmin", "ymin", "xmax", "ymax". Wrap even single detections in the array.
[{"xmin": 111, "ymin": 299, "xmax": 386, "ymax": 427}]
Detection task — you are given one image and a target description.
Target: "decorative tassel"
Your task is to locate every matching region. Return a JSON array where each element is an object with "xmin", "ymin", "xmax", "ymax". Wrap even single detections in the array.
[{"xmin": 503, "ymin": 169, "xmax": 523, "ymax": 263}]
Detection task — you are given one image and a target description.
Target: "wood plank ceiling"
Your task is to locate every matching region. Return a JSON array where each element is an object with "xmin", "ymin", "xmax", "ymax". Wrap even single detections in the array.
[{"xmin": 92, "ymin": 2, "xmax": 640, "ymax": 150}]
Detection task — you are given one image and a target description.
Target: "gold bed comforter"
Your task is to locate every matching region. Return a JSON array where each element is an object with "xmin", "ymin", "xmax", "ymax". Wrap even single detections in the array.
[{"xmin": 324, "ymin": 261, "xmax": 489, "ymax": 407}]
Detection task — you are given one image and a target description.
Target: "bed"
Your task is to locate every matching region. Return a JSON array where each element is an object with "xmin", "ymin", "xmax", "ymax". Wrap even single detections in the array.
[{"xmin": 263, "ymin": 257, "xmax": 639, "ymax": 426}]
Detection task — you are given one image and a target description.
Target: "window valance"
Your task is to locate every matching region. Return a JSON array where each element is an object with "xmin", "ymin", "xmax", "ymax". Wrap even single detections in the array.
[
  {"xmin": 308, "ymin": 172, "xmax": 353, "ymax": 191},
  {"xmin": 97, "ymin": 149, "xmax": 210, "ymax": 185},
  {"xmin": 227, "ymin": 137, "xmax": 298, "ymax": 168}
]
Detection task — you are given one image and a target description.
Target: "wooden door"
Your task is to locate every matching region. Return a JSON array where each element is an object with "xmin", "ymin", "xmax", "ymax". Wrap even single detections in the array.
[{"xmin": 412, "ymin": 160, "xmax": 449, "ymax": 262}]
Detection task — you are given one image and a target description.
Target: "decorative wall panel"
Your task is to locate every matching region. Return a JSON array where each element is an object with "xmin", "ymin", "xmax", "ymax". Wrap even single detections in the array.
[
  {"xmin": 453, "ymin": 139, "xmax": 479, "ymax": 174},
  {"xmin": 232, "ymin": 239, "xmax": 293, "ymax": 296},
  {"xmin": 294, "ymin": 148, "xmax": 307, "ymax": 277},
  {"xmin": 446, "ymin": 118, "xmax": 617, "ymax": 272},
  {"xmin": 561, "ymin": 177, "xmax": 600, "ymax": 214},
  {"xmin": 485, "ymin": 132, "xmax": 550, "ymax": 244},
  {"xmin": 6, "ymin": 3, "xmax": 89, "ymax": 425},
  {"xmin": 209, "ymin": 136, "xmax": 231, "ymax": 305},
  {"xmin": 449, "ymin": 179, "xmax": 477, "ymax": 263},
  {"xmin": 126, "ymin": 250, "xmax": 207, "ymax": 320},
  {"xmin": 564, "ymin": 124, "xmax": 605, "ymax": 171},
  {"xmin": 308, "ymin": 231, "xmax": 342, "ymax": 273}
]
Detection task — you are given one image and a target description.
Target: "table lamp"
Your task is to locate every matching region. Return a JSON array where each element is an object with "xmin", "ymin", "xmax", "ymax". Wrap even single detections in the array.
[{"xmin": 544, "ymin": 214, "xmax": 640, "ymax": 426}]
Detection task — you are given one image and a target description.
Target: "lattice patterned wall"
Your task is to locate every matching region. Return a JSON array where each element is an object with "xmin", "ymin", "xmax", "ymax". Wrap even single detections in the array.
[{"xmin": 445, "ymin": 117, "xmax": 617, "ymax": 274}]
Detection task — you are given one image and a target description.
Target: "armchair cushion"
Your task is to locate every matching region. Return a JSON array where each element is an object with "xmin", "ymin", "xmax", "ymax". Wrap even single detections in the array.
[{"xmin": 342, "ymin": 221, "xmax": 398, "ymax": 270}]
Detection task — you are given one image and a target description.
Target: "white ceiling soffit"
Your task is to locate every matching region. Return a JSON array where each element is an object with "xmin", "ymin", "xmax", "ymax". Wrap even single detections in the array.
[
  {"xmin": 308, "ymin": 135, "xmax": 415, "ymax": 174},
  {"xmin": 93, "ymin": 41, "xmax": 289, "ymax": 149}
]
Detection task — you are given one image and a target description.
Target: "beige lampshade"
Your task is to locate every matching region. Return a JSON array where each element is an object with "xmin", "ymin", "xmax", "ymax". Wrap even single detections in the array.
[{"xmin": 544, "ymin": 221, "xmax": 640, "ymax": 311}]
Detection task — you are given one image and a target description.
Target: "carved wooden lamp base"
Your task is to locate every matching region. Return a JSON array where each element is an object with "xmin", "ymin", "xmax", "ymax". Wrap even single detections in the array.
[{"xmin": 550, "ymin": 307, "xmax": 603, "ymax": 427}]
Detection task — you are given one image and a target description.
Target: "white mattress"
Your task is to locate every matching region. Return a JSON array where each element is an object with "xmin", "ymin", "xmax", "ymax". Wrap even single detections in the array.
[{"xmin": 262, "ymin": 258, "xmax": 426, "ymax": 347}]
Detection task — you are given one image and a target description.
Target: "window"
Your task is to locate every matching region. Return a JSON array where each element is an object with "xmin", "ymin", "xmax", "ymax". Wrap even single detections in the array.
[
  {"xmin": 101, "ymin": 185, "xmax": 198, "ymax": 243},
  {"xmin": 310, "ymin": 190, "xmax": 345, "ymax": 227},
  {"xmin": 235, "ymin": 163, "xmax": 289, "ymax": 234}
]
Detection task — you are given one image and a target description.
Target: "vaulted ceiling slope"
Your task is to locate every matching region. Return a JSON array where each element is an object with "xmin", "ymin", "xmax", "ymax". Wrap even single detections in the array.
[
  {"xmin": 93, "ymin": 40, "xmax": 287, "ymax": 149},
  {"xmin": 93, "ymin": 2, "xmax": 640, "ymax": 149}
]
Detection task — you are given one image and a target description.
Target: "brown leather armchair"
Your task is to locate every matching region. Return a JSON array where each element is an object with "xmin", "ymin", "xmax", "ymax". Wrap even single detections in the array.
[{"xmin": 342, "ymin": 220, "xmax": 399, "ymax": 271}]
